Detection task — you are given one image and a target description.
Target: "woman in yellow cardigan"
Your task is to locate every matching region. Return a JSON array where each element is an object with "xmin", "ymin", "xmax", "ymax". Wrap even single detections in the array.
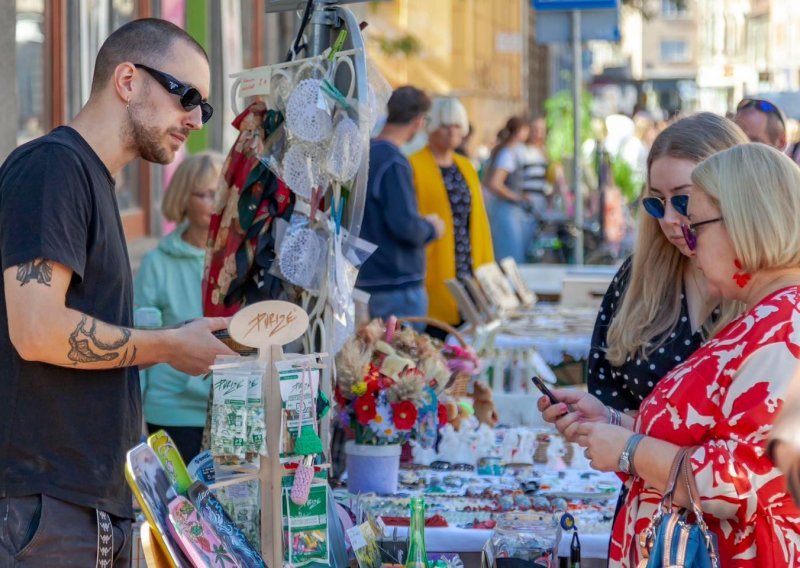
[{"xmin": 409, "ymin": 97, "xmax": 494, "ymax": 328}]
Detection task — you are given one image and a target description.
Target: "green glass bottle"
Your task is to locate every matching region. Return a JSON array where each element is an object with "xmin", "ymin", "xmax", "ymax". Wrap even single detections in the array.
[{"xmin": 405, "ymin": 497, "xmax": 428, "ymax": 568}]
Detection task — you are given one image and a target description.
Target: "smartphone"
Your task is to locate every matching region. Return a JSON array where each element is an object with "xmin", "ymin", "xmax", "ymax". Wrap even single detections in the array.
[{"xmin": 530, "ymin": 375, "xmax": 559, "ymax": 405}]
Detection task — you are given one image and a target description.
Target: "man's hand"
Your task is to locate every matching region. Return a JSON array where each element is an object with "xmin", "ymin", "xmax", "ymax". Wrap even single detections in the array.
[
  {"xmin": 425, "ymin": 214, "xmax": 446, "ymax": 239},
  {"xmin": 164, "ymin": 317, "xmax": 236, "ymax": 375}
]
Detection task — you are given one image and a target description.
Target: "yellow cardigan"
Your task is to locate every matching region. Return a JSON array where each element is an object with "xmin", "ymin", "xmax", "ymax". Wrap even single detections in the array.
[{"xmin": 409, "ymin": 146, "xmax": 494, "ymax": 325}]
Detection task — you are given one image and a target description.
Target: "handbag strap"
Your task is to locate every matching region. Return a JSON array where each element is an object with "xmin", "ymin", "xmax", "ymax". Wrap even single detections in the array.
[
  {"xmin": 681, "ymin": 447, "xmax": 720, "ymax": 568},
  {"xmin": 660, "ymin": 447, "xmax": 690, "ymax": 512}
]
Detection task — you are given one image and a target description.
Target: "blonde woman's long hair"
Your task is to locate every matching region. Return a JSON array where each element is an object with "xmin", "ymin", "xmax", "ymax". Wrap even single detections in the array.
[
  {"xmin": 606, "ymin": 113, "xmax": 748, "ymax": 366},
  {"xmin": 692, "ymin": 143, "xmax": 800, "ymax": 274}
]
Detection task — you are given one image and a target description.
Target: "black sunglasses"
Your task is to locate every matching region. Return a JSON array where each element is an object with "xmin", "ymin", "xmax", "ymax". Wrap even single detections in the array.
[
  {"xmin": 736, "ymin": 98, "xmax": 786, "ymax": 128},
  {"xmin": 642, "ymin": 194, "xmax": 689, "ymax": 219},
  {"xmin": 680, "ymin": 217, "xmax": 723, "ymax": 251},
  {"xmin": 134, "ymin": 64, "xmax": 213, "ymax": 124}
]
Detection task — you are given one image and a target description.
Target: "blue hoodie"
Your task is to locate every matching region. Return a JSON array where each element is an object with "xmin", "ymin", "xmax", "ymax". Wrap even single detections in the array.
[{"xmin": 134, "ymin": 223, "xmax": 208, "ymax": 427}]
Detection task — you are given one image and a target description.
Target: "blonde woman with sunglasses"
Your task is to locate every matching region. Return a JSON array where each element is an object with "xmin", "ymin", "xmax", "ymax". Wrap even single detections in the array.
[{"xmin": 583, "ymin": 113, "xmax": 748, "ymax": 417}]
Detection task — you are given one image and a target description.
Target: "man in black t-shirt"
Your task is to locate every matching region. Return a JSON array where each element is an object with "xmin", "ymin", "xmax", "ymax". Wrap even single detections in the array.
[{"xmin": 0, "ymin": 19, "xmax": 234, "ymax": 566}]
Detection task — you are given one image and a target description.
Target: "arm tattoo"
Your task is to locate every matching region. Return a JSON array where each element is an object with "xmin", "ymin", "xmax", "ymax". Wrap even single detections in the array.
[
  {"xmin": 16, "ymin": 259, "xmax": 53, "ymax": 287},
  {"xmin": 68, "ymin": 315, "xmax": 133, "ymax": 365}
]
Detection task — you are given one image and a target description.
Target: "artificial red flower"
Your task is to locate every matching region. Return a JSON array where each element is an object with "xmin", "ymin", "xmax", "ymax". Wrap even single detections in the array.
[
  {"xmin": 391, "ymin": 400, "xmax": 419, "ymax": 431},
  {"xmin": 354, "ymin": 394, "xmax": 377, "ymax": 425},
  {"xmin": 334, "ymin": 385, "xmax": 348, "ymax": 407},
  {"xmin": 437, "ymin": 403, "xmax": 448, "ymax": 427}
]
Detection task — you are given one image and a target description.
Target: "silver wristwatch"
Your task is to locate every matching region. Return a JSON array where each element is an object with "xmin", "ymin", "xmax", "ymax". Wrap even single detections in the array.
[{"xmin": 619, "ymin": 434, "xmax": 644, "ymax": 475}]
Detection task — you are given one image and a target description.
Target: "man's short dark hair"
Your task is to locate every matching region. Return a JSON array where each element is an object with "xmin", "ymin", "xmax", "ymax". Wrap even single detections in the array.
[
  {"xmin": 386, "ymin": 86, "xmax": 431, "ymax": 125},
  {"xmin": 91, "ymin": 18, "xmax": 208, "ymax": 96}
]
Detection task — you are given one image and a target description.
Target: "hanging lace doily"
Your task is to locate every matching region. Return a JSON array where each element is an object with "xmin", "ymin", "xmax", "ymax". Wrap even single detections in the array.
[
  {"xmin": 282, "ymin": 143, "xmax": 328, "ymax": 200},
  {"xmin": 326, "ymin": 117, "xmax": 363, "ymax": 182},
  {"xmin": 285, "ymin": 79, "xmax": 333, "ymax": 143},
  {"xmin": 279, "ymin": 227, "xmax": 326, "ymax": 289}
]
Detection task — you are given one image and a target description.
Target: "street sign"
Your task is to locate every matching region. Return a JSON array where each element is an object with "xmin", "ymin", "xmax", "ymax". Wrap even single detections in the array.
[
  {"xmin": 535, "ymin": 9, "xmax": 619, "ymax": 42},
  {"xmin": 532, "ymin": 0, "xmax": 617, "ymax": 10}
]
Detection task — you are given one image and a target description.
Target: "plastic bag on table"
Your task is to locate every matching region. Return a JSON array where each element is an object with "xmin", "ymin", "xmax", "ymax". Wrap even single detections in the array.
[{"xmin": 269, "ymin": 213, "xmax": 329, "ymax": 294}]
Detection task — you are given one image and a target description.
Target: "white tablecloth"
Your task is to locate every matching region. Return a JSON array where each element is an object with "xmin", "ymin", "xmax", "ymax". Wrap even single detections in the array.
[{"xmin": 387, "ymin": 525, "xmax": 609, "ymax": 559}]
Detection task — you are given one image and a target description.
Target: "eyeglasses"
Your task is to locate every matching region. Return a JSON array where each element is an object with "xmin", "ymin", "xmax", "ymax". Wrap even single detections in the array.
[
  {"xmin": 680, "ymin": 217, "xmax": 723, "ymax": 251},
  {"xmin": 736, "ymin": 98, "xmax": 786, "ymax": 128},
  {"xmin": 134, "ymin": 64, "xmax": 213, "ymax": 124},
  {"xmin": 642, "ymin": 194, "xmax": 689, "ymax": 219}
]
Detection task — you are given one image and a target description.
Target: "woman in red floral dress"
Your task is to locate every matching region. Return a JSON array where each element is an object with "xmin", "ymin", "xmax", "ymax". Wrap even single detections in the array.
[{"xmin": 539, "ymin": 143, "xmax": 800, "ymax": 567}]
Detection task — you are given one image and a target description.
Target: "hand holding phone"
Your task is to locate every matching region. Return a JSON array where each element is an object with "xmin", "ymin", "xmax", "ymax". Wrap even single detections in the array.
[{"xmin": 531, "ymin": 375, "xmax": 559, "ymax": 405}]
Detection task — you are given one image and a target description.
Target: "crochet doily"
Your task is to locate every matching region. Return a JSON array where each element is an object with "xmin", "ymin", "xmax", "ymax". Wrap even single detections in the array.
[
  {"xmin": 279, "ymin": 226, "xmax": 326, "ymax": 289},
  {"xmin": 285, "ymin": 79, "xmax": 333, "ymax": 143},
  {"xmin": 282, "ymin": 143, "xmax": 328, "ymax": 200},
  {"xmin": 326, "ymin": 117, "xmax": 363, "ymax": 182}
]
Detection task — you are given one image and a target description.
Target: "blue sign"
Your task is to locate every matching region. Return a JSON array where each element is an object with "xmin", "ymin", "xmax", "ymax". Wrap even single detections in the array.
[{"xmin": 533, "ymin": 0, "xmax": 617, "ymax": 10}]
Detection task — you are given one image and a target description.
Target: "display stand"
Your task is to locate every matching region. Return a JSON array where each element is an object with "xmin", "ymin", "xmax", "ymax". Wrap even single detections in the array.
[{"xmin": 227, "ymin": 300, "xmax": 315, "ymax": 568}]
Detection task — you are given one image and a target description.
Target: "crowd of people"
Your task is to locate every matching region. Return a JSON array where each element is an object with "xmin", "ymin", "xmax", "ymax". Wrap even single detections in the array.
[{"xmin": 5, "ymin": 13, "xmax": 800, "ymax": 567}]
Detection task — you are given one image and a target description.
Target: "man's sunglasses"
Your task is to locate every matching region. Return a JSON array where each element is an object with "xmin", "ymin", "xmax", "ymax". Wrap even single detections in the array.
[
  {"xmin": 134, "ymin": 64, "xmax": 213, "ymax": 124},
  {"xmin": 642, "ymin": 194, "xmax": 689, "ymax": 219},
  {"xmin": 736, "ymin": 98, "xmax": 785, "ymax": 128},
  {"xmin": 680, "ymin": 217, "xmax": 723, "ymax": 251}
]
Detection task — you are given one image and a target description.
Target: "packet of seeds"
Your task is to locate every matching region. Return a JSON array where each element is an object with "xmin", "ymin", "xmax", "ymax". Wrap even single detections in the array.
[
  {"xmin": 211, "ymin": 363, "xmax": 249, "ymax": 465},
  {"xmin": 246, "ymin": 361, "xmax": 268, "ymax": 461},
  {"xmin": 282, "ymin": 480, "xmax": 330, "ymax": 567}
]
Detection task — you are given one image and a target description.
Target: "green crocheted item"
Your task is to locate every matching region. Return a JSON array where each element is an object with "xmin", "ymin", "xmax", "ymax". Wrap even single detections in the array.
[{"xmin": 294, "ymin": 424, "xmax": 323, "ymax": 455}]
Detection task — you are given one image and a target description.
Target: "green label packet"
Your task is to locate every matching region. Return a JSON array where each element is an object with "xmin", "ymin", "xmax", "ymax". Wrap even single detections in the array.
[{"xmin": 282, "ymin": 482, "xmax": 330, "ymax": 567}]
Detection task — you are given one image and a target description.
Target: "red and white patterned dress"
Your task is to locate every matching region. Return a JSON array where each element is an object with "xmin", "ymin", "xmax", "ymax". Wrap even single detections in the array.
[{"xmin": 609, "ymin": 286, "xmax": 800, "ymax": 567}]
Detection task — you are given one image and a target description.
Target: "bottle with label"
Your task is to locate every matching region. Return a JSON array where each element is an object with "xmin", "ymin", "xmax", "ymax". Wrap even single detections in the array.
[
  {"xmin": 570, "ymin": 529, "xmax": 581, "ymax": 568},
  {"xmin": 405, "ymin": 497, "xmax": 428, "ymax": 568}
]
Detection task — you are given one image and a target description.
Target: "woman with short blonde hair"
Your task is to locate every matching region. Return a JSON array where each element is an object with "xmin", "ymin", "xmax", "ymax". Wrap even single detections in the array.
[
  {"xmin": 409, "ymin": 97, "xmax": 494, "ymax": 329},
  {"xmin": 161, "ymin": 151, "xmax": 224, "ymax": 224}
]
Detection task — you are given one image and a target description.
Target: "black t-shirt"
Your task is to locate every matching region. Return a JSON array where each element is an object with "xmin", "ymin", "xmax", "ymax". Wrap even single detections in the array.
[
  {"xmin": 586, "ymin": 256, "xmax": 718, "ymax": 412},
  {"xmin": 0, "ymin": 126, "xmax": 140, "ymax": 518}
]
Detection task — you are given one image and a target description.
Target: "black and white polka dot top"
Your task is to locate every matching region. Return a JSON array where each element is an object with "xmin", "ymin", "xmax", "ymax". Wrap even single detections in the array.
[{"xmin": 586, "ymin": 257, "xmax": 717, "ymax": 413}]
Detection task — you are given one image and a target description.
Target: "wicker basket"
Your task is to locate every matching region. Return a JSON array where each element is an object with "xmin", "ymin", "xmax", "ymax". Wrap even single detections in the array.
[{"xmin": 395, "ymin": 316, "xmax": 472, "ymax": 399}]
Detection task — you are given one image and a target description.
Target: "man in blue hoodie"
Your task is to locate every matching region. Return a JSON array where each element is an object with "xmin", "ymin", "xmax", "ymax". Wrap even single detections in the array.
[{"xmin": 356, "ymin": 86, "xmax": 444, "ymax": 321}]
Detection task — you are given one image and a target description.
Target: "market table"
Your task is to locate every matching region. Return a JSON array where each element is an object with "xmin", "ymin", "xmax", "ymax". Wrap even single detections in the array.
[
  {"xmin": 462, "ymin": 304, "xmax": 598, "ymax": 393},
  {"xmin": 386, "ymin": 525, "xmax": 609, "ymax": 559}
]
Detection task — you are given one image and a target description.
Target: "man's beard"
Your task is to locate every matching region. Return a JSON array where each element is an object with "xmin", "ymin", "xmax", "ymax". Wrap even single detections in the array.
[{"xmin": 125, "ymin": 102, "xmax": 174, "ymax": 165}]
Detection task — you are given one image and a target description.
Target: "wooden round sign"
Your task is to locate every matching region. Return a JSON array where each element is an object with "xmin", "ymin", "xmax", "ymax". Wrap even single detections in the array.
[{"xmin": 228, "ymin": 300, "xmax": 309, "ymax": 348}]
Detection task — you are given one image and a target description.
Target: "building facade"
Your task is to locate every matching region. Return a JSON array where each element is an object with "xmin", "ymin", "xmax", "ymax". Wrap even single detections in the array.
[{"xmin": 349, "ymin": 0, "xmax": 531, "ymax": 150}]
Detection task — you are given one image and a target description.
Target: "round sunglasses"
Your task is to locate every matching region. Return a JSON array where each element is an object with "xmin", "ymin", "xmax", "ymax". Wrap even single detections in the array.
[
  {"xmin": 642, "ymin": 194, "xmax": 689, "ymax": 219},
  {"xmin": 134, "ymin": 63, "xmax": 213, "ymax": 124},
  {"xmin": 680, "ymin": 217, "xmax": 723, "ymax": 251}
]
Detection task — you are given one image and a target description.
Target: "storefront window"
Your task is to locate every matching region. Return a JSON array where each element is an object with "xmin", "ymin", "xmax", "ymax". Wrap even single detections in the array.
[
  {"xmin": 68, "ymin": 0, "xmax": 141, "ymax": 210},
  {"xmin": 15, "ymin": 0, "xmax": 48, "ymax": 147}
]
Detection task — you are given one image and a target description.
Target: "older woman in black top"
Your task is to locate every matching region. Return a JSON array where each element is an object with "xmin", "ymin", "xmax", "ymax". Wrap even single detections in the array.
[{"xmin": 587, "ymin": 113, "xmax": 747, "ymax": 415}]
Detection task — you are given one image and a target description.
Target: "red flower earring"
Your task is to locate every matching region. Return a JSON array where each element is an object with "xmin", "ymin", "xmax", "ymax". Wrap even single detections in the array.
[{"xmin": 733, "ymin": 259, "xmax": 751, "ymax": 288}]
